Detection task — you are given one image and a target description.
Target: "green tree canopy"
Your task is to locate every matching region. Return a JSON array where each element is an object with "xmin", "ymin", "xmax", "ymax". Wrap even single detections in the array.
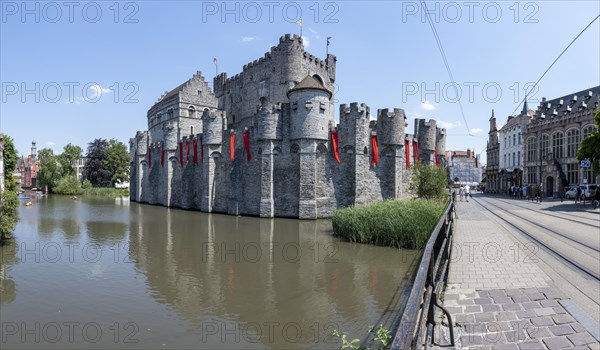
[
  {"xmin": 2, "ymin": 135, "xmax": 18, "ymax": 191},
  {"xmin": 57, "ymin": 143, "xmax": 83, "ymax": 176},
  {"xmin": 84, "ymin": 139, "xmax": 112, "ymax": 187},
  {"xmin": 36, "ymin": 148, "xmax": 60, "ymax": 191},
  {"xmin": 104, "ymin": 139, "xmax": 130, "ymax": 185},
  {"xmin": 577, "ymin": 108, "xmax": 600, "ymax": 174}
]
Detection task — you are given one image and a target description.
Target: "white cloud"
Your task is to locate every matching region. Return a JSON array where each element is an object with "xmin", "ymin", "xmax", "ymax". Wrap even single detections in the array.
[
  {"xmin": 302, "ymin": 36, "xmax": 310, "ymax": 47},
  {"xmin": 470, "ymin": 128, "xmax": 483, "ymax": 134},
  {"xmin": 308, "ymin": 28, "xmax": 321, "ymax": 39},
  {"xmin": 420, "ymin": 101, "xmax": 436, "ymax": 110},
  {"xmin": 88, "ymin": 84, "xmax": 111, "ymax": 99},
  {"xmin": 241, "ymin": 36, "xmax": 256, "ymax": 43},
  {"xmin": 46, "ymin": 141, "xmax": 56, "ymax": 146},
  {"xmin": 436, "ymin": 119, "xmax": 460, "ymax": 129}
]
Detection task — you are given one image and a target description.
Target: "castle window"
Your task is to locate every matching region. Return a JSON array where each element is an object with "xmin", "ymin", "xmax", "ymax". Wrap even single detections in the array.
[
  {"xmin": 190, "ymin": 126, "xmax": 194, "ymax": 135},
  {"xmin": 167, "ymin": 109, "xmax": 173, "ymax": 119},
  {"xmin": 363, "ymin": 147, "xmax": 368, "ymax": 154},
  {"xmin": 273, "ymin": 147, "xmax": 282, "ymax": 156},
  {"xmin": 188, "ymin": 106, "xmax": 195, "ymax": 118},
  {"xmin": 290, "ymin": 144, "xmax": 300, "ymax": 154},
  {"xmin": 312, "ymin": 74, "xmax": 324, "ymax": 85},
  {"xmin": 317, "ymin": 143, "xmax": 327, "ymax": 154},
  {"xmin": 198, "ymin": 90, "xmax": 202, "ymax": 95}
]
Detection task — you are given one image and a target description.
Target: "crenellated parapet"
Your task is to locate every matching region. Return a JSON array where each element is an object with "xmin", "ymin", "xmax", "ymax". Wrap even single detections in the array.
[
  {"xmin": 339, "ymin": 102, "xmax": 370, "ymax": 153},
  {"xmin": 255, "ymin": 99, "xmax": 283, "ymax": 141},
  {"xmin": 436, "ymin": 128, "xmax": 446, "ymax": 155},
  {"xmin": 416, "ymin": 119, "xmax": 437, "ymax": 164}
]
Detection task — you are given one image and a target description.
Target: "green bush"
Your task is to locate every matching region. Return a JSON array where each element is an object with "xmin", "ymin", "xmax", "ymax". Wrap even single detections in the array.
[
  {"xmin": 332, "ymin": 199, "xmax": 448, "ymax": 249},
  {"xmin": 0, "ymin": 190, "xmax": 20, "ymax": 243},
  {"xmin": 409, "ymin": 163, "xmax": 448, "ymax": 200},
  {"xmin": 53, "ymin": 176, "xmax": 84, "ymax": 195},
  {"xmin": 82, "ymin": 179, "xmax": 92, "ymax": 190},
  {"xmin": 82, "ymin": 187, "xmax": 129, "ymax": 198}
]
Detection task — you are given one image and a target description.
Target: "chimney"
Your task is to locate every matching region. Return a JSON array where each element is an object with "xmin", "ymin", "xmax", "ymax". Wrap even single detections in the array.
[{"xmin": 467, "ymin": 148, "xmax": 472, "ymax": 158}]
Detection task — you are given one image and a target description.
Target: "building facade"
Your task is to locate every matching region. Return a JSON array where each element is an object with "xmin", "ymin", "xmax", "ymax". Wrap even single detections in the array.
[
  {"xmin": 447, "ymin": 149, "xmax": 482, "ymax": 186},
  {"xmin": 486, "ymin": 110, "xmax": 500, "ymax": 193},
  {"xmin": 16, "ymin": 141, "xmax": 40, "ymax": 189},
  {"xmin": 497, "ymin": 103, "xmax": 534, "ymax": 194},
  {"xmin": 524, "ymin": 86, "xmax": 599, "ymax": 197},
  {"xmin": 129, "ymin": 34, "xmax": 446, "ymax": 219}
]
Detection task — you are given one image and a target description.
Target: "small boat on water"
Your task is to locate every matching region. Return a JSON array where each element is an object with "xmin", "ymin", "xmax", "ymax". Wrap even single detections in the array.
[
  {"xmin": 72, "ymin": 196, "xmax": 78, "ymax": 201},
  {"xmin": 25, "ymin": 201, "xmax": 32, "ymax": 207}
]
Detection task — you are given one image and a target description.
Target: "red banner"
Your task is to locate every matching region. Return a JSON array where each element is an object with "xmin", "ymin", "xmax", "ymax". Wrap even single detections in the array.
[
  {"xmin": 161, "ymin": 143, "xmax": 164, "ymax": 167},
  {"xmin": 230, "ymin": 133, "xmax": 235, "ymax": 161},
  {"xmin": 405, "ymin": 140, "xmax": 410, "ymax": 168},
  {"xmin": 331, "ymin": 130, "xmax": 341, "ymax": 163},
  {"xmin": 413, "ymin": 141, "xmax": 419, "ymax": 164},
  {"xmin": 179, "ymin": 141, "xmax": 183, "ymax": 166},
  {"xmin": 434, "ymin": 147, "xmax": 439, "ymax": 166},
  {"xmin": 371, "ymin": 135, "xmax": 379, "ymax": 167},
  {"xmin": 243, "ymin": 131, "xmax": 251, "ymax": 161},
  {"xmin": 193, "ymin": 139, "xmax": 198, "ymax": 165},
  {"xmin": 147, "ymin": 147, "xmax": 151, "ymax": 168},
  {"xmin": 185, "ymin": 141, "xmax": 190, "ymax": 165}
]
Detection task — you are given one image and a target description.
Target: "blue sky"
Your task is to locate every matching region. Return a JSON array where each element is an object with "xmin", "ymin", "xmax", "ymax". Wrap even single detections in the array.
[{"xmin": 2, "ymin": 1, "xmax": 599, "ymax": 164}]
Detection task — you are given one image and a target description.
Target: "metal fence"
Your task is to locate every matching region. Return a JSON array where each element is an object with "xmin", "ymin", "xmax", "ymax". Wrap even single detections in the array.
[{"xmin": 391, "ymin": 197, "xmax": 456, "ymax": 349}]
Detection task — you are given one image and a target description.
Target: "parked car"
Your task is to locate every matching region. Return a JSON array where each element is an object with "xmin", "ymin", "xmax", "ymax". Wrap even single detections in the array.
[
  {"xmin": 565, "ymin": 187, "xmax": 578, "ymax": 199},
  {"xmin": 581, "ymin": 184, "xmax": 598, "ymax": 200}
]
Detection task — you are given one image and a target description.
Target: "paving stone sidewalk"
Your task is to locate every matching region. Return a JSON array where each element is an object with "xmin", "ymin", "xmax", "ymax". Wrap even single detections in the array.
[{"xmin": 434, "ymin": 199, "xmax": 599, "ymax": 349}]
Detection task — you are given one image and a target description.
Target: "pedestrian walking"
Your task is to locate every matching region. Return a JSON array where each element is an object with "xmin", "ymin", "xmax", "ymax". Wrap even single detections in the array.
[
  {"xmin": 523, "ymin": 184, "xmax": 527, "ymax": 200},
  {"xmin": 464, "ymin": 184, "xmax": 471, "ymax": 202},
  {"xmin": 576, "ymin": 186, "xmax": 582, "ymax": 204},
  {"xmin": 458, "ymin": 186, "xmax": 464, "ymax": 201}
]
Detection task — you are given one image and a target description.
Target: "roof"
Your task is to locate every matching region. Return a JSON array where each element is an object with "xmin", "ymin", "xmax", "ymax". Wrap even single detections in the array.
[
  {"xmin": 287, "ymin": 75, "xmax": 332, "ymax": 98},
  {"xmin": 534, "ymin": 85, "xmax": 600, "ymax": 119},
  {"xmin": 161, "ymin": 81, "xmax": 189, "ymax": 100}
]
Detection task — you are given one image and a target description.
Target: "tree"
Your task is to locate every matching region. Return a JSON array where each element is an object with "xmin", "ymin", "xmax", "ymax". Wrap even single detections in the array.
[
  {"xmin": 36, "ymin": 148, "xmax": 60, "ymax": 192},
  {"xmin": 2, "ymin": 135, "xmax": 18, "ymax": 191},
  {"xmin": 57, "ymin": 143, "xmax": 83, "ymax": 177},
  {"xmin": 577, "ymin": 108, "xmax": 600, "ymax": 174},
  {"xmin": 409, "ymin": 163, "xmax": 449, "ymax": 200},
  {"xmin": 83, "ymin": 139, "xmax": 111, "ymax": 187},
  {"xmin": 104, "ymin": 139, "xmax": 130, "ymax": 185}
]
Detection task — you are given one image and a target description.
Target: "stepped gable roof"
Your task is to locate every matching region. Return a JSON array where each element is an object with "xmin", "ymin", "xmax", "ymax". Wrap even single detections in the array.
[
  {"xmin": 286, "ymin": 75, "xmax": 332, "ymax": 98},
  {"xmin": 162, "ymin": 80, "xmax": 188, "ymax": 100}
]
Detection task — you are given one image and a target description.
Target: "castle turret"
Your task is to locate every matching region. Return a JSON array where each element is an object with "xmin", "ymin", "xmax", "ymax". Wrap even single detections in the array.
[
  {"xmin": 287, "ymin": 75, "xmax": 333, "ymax": 141},
  {"xmin": 377, "ymin": 108, "xmax": 405, "ymax": 145},
  {"xmin": 256, "ymin": 99, "xmax": 282, "ymax": 141},
  {"xmin": 417, "ymin": 119, "xmax": 437, "ymax": 165},
  {"xmin": 436, "ymin": 128, "xmax": 447, "ymax": 166},
  {"xmin": 278, "ymin": 34, "xmax": 304, "ymax": 86},
  {"xmin": 202, "ymin": 109, "xmax": 225, "ymax": 145}
]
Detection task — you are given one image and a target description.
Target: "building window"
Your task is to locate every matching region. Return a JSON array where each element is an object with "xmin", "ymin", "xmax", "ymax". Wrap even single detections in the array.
[
  {"xmin": 504, "ymin": 137, "xmax": 507, "ymax": 148},
  {"xmin": 527, "ymin": 166, "xmax": 537, "ymax": 184},
  {"xmin": 518, "ymin": 151, "xmax": 521, "ymax": 167},
  {"xmin": 541, "ymin": 134, "xmax": 549, "ymax": 160},
  {"xmin": 513, "ymin": 134, "xmax": 516, "ymax": 146},
  {"xmin": 552, "ymin": 132, "xmax": 564, "ymax": 159},
  {"xmin": 188, "ymin": 106, "xmax": 195, "ymax": 118},
  {"xmin": 190, "ymin": 126, "xmax": 194, "ymax": 135},
  {"xmin": 527, "ymin": 137, "xmax": 537, "ymax": 162},
  {"xmin": 512, "ymin": 152, "xmax": 515, "ymax": 167},
  {"xmin": 518, "ymin": 132, "xmax": 522, "ymax": 144},
  {"xmin": 582, "ymin": 125, "xmax": 596, "ymax": 139},
  {"xmin": 566, "ymin": 129, "xmax": 579, "ymax": 158},
  {"xmin": 503, "ymin": 154, "xmax": 506, "ymax": 168},
  {"xmin": 567, "ymin": 163, "xmax": 579, "ymax": 185}
]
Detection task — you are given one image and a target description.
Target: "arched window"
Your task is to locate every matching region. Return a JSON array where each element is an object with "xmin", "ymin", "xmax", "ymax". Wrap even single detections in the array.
[
  {"xmin": 273, "ymin": 146, "xmax": 282, "ymax": 156},
  {"xmin": 552, "ymin": 132, "xmax": 564, "ymax": 159},
  {"xmin": 312, "ymin": 74, "xmax": 324, "ymax": 85},
  {"xmin": 541, "ymin": 134, "xmax": 549, "ymax": 160},
  {"xmin": 290, "ymin": 144, "xmax": 300, "ymax": 154},
  {"xmin": 527, "ymin": 137, "xmax": 537, "ymax": 162},
  {"xmin": 582, "ymin": 125, "xmax": 596, "ymax": 139},
  {"xmin": 167, "ymin": 108, "xmax": 174, "ymax": 119},
  {"xmin": 566, "ymin": 129, "xmax": 579, "ymax": 158},
  {"xmin": 188, "ymin": 106, "xmax": 195, "ymax": 118},
  {"xmin": 317, "ymin": 143, "xmax": 328, "ymax": 154},
  {"xmin": 190, "ymin": 126, "xmax": 194, "ymax": 135}
]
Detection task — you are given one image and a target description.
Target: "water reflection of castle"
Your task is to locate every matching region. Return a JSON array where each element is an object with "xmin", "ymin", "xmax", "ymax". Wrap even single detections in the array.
[{"xmin": 128, "ymin": 204, "xmax": 416, "ymax": 348}]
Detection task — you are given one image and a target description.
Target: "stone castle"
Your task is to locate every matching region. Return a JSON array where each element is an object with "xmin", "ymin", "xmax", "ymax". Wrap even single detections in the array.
[{"xmin": 129, "ymin": 34, "xmax": 446, "ymax": 218}]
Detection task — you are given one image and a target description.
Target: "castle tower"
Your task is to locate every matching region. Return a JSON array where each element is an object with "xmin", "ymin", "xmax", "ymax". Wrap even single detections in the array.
[
  {"xmin": 377, "ymin": 108, "xmax": 406, "ymax": 199},
  {"xmin": 256, "ymin": 99, "xmax": 282, "ymax": 217},
  {"xmin": 436, "ymin": 128, "xmax": 447, "ymax": 166},
  {"xmin": 278, "ymin": 34, "xmax": 305, "ymax": 87},
  {"xmin": 287, "ymin": 75, "xmax": 333, "ymax": 218},
  {"xmin": 417, "ymin": 119, "xmax": 437, "ymax": 165},
  {"xmin": 130, "ymin": 131, "xmax": 148, "ymax": 202},
  {"xmin": 31, "ymin": 140, "xmax": 37, "ymax": 159},
  {"xmin": 201, "ymin": 109, "xmax": 225, "ymax": 213},
  {"xmin": 339, "ymin": 103, "xmax": 371, "ymax": 206},
  {"xmin": 163, "ymin": 121, "xmax": 179, "ymax": 207}
]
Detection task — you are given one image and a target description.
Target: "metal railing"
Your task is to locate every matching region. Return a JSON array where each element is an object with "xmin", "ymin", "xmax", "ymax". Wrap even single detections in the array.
[{"xmin": 391, "ymin": 197, "xmax": 456, "ymax": 349}]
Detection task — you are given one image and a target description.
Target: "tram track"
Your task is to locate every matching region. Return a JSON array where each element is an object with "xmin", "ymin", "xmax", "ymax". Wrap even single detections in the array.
[
  {"xmin": 472, "ymin": 196, "xmax": 600, "ymax": 282},
  {"xmin": 489, "ymin": 196, "xmax": 600, "ymax": 228}
]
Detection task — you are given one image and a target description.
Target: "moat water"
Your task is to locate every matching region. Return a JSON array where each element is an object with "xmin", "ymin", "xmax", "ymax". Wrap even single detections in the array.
[{"xmin": 0, "ymin": 195, "xmax": 419, "ymax": 349}]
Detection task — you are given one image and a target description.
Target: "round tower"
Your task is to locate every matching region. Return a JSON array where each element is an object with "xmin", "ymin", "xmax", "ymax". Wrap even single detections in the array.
[
  {"xmin": 278, "ymin": 34, "xmax": 304, "ymax": 87},
  {"xmin": 417, "ymin": 119, "xmax": 437, "ymax": 164},
  {"xmin": 377, "ymin": 108, "xmax": 405, "ymax": 145},
  {"xmin": 202, "ymin": 109, "xmax": 225, "ymax": 145},
  {"xmin": 163, "ymin": 120, "xmax": 179, "ymax": 151},
  {"xmin": 256, "ymin": 98, "xmax": 282, "ymax": 140},
  {"xmin": 287, "ymin": 75, "xmax": 333, "ymax": 141},
  {"xmin": 436, "ymin": 128, "xmax": 446, "ymax": 156}
]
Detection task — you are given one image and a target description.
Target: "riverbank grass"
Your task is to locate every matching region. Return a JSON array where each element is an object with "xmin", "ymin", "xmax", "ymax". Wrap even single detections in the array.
[{"xmin": 332, "ymin": 199, "xmax": 447, "ymax": 249}]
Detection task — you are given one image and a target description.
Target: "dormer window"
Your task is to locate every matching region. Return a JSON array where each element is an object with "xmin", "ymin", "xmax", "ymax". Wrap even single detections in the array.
[
  {"xmin": 557, "ymin": 99, "xmax": 563, "ymax": 107},
  {"xmin": 586, "ymin": 91, "xmax": 593, "ymax": 99},
  {"xmin": 571, "ymin": 95, "xmax": 577, "ymax": 103}
]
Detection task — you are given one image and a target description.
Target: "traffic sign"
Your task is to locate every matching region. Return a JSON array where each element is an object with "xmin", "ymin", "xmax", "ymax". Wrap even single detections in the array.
[{"xmin": 581, "ymin": 160, "xmax": 591, "ymax": 168}]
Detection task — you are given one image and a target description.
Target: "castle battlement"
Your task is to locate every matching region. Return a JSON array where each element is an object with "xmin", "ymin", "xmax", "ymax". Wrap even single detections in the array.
[{"xmin": 130, "ymin": 34, "xmax": 446, "ymax": 218}]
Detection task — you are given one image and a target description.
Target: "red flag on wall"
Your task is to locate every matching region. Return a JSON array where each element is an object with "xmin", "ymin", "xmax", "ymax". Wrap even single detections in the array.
[
  {"xmin": 331, "ymin": 130, "xmax": 341, "ymax": 163},
  {"xmin": 193, "ymin": 139, "xmax": 198, "ymax": 165},
  {"xmin": 371, "ymin": 135, "xmax": 379, "ymax": 167},
  {"xmin": 185, "ymin": 141, "xmax": 190, "ymax": 165},
  {"xmin": 413, "ymin": 141, "xmax": 419, "ymax": 163},
  {"xmin": 200, "ymin": 135, "xmax": 204, "ymax": 162},
  {"xmin": 405, "ymin": 140, "xmax": 410, "ymax": 168},
  {"xmin": 161, "ymin": 143, "xmax": 164, "ymax": 167},
  {"xmin": 434, "ymin": 147, "xmax": 439, "ymax": 166},
  {"xmin": 147, "ymin": 147, "xmax": 151, "ymax": 168},
  {"xmin": 243, "ymin": 131, "xmax": 252, "ymax": 161},
  {"xmin": 230, "ymin": 133, "xmax": 235, "ymax": 161},
  {"xmin": 179, "ymin": 141, "xmax": 183, "ymax": 166}
]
